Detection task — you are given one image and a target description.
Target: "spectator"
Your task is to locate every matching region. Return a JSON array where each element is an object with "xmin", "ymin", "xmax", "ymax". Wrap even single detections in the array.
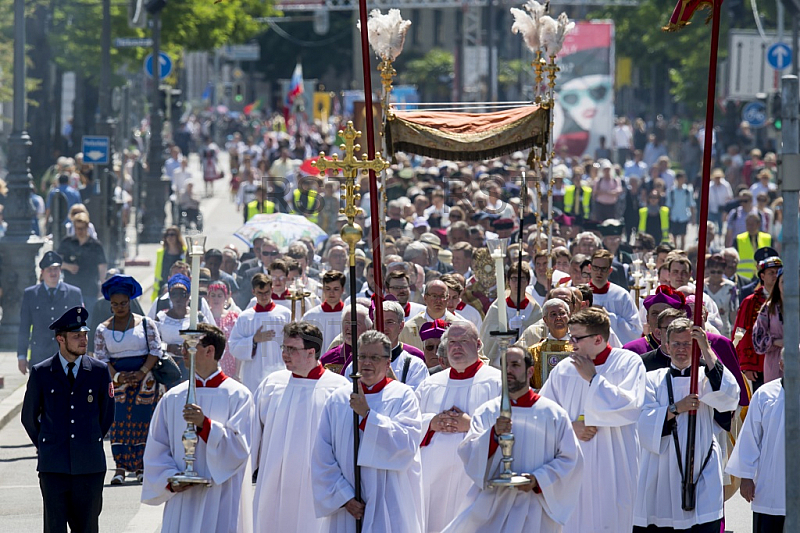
[
  {"xmin": 752, "ymin": 268, "xmax": 784, "ymax": 383},
  {"xmin": 666, "ymin": 171, "xmax": 695, "ymax": 250},
  {"xmin": 57, "ymin": 212, "xmax": 107, "ymax": 302},
  {"xmin": 708, "ymin": 168, "xmax": 733, "ymax": 233}
]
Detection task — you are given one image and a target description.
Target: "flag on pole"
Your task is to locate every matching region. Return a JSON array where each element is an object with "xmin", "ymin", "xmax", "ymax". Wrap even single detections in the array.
[
  {"xmin": 663, "ymin": 0, "xmax": 718, "ymax": 32},
  {"xmin": 284, "ymin": 63, "xmax": 304, "ymax": 122},
  {"xmin": 244, "ymin": 99, "xmax": 262, "ymax": 116}
]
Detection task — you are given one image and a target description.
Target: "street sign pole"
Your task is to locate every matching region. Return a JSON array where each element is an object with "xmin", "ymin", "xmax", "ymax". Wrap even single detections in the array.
[{"xmin": 142, "ymin": 12, "xmax": 167, "ymax": 243}]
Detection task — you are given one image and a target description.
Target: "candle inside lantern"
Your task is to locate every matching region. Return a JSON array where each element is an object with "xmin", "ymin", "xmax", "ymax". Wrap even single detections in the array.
[{"xmin": 493, "ymin": 250, "xmax": 508, "ymax": 331}]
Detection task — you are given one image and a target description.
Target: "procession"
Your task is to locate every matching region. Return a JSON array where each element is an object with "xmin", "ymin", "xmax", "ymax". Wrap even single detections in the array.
[{"xmin": 0, "ymin": 0, "xmax": 797, "ymax": 530}]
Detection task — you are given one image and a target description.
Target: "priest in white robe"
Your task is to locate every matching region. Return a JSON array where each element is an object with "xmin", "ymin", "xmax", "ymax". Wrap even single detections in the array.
[
  {"xmin": 587, "ymin": 250, "xmax": 642, "ymax": 345},
  {"xmin": 228, "ymin": 273, "xmax": 291, "ymax": 392},
  {"xmin": 251, "ymin": 321, "xmax": 349, "ymax": 533},
  {"xmin": 414, "ymin": 320, "xmax": 502, "ymax": 533},
  {"xmin": 480, "ymin": 263, "xmax": 543, "ymax": 365},
  {"xmin": 441, "ymin": 346, "xmax": 584, "ymax": 533},
  {"xmin": 634, "ymin": 319, "xmax": 740, "ymax": 532},
  {"xmin": 294, "ymin": 270, "xmax": 346, "ymax": 351},
  {"xmin": 312, "ymin": 330, "xmax": 424, "ymax": 533},
  {"xmin": 142, "ymin": 323, "xmax": 254, "ymax": 533},
  {"xmin": 539, "ymin": 307, "xmax": 646, "ymax": 533},
  {"xmin": 726, "ymin": 358, "xmax": 785, "ymax": 533}
]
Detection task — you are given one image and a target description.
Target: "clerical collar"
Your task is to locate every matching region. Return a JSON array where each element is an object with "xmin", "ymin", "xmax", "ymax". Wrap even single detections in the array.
[
  {"xmin": 669, "ymin": 365, "xmax": 691, "ymax": 378},
  {"xmin": 254, "ymin": 301, "xmax": 276, "ymax": 313},
  {"xmin": 272, "ymin": 290, "xmax": 290, "ymax": 301},
  {"xmin": 510, "ymin": 389, "xmax": 540, "ymax": 408},
  {"xmin": 506, "ymin": 296, "xmax": 529, "ymax": 310},
  {"xmin": 391, "ymin": 344, "xmax": 404, "ymax": 362},
  {"xmin": 455, "ymin": 301, "xmax": 466, "ymax": 311},
  {"xmin": 646, "ymin": 333, "xmax": 660, "ymax": 350},
  {"xmin": 593, "ymin": 344, "xmax": 613, "ymax": 366},
  {"xmin": 590, "ymin": 281, "xmax": 611, "ymax": 294},
  {"xmin": 196, "ymin": 369, "xmax": 227, "ymax": 388},
  {"xmin": 293, "ymin": 363, "xmax": 325, "ymax": 380},
  {"xmin": 321, "ymin": 301, "xmax": 344, "ymax": 313},
  {"xmin": 450, "ymin": 359, "xmax": 483, "ymax": 380},
  {"xmin": 361, "ymin": 376, "xmax": 392, "ymax": 394}
]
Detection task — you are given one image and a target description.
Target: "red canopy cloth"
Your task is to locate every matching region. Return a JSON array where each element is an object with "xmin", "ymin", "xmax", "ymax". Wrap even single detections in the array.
[{"xmin": 384, "ymin": 105, "xmax": 549, "ymax": 161}]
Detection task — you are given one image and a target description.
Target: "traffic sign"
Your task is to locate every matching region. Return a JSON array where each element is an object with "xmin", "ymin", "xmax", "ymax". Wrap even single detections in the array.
[
  {"xmin": 144, "ymin": 52, "xmax": 173, "ymax": 79},
  {"xmin": 81, "ymin": 136, "xmax": 110, "ymax": 165},
  {"xmin": 742, "ymin": 101, "xmax": 768, "ymax": 129},
  {"xmin": 114, "ymin": 37, "xmax": 153, "ymax": 48},
  {"xmin": 767, "ymin": 42, "xmax": 792, "ymax": 71}
]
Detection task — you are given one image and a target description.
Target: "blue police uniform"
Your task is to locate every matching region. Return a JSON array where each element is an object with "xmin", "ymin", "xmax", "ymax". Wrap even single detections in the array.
[
  {"xmin": 21, "ymin": 306, "xmax": 115, "ymax": 533},
  {"xmin": 18, "ymin": 251, "xmax": 84, "ymax": 369}
]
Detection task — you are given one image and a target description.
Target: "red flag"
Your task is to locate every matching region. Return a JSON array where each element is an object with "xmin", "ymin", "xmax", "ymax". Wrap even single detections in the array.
[{"xmin": 663, "ymin": 0, "xmax": 719, "ymax": 32}]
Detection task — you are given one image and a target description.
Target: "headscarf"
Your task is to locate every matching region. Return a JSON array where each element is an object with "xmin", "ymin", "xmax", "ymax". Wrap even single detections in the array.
[
  {"xmin": 168, "ymin": 273, "xmax": 191, "ymax": 292},
  {"xmin": 101, "ymin": 274, "xmax": 143, "ymax": 301}
]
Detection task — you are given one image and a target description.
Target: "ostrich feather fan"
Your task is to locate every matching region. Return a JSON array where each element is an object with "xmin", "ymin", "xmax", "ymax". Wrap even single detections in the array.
[{"xmin": 358, "ymin": 9, "xmax": 412, "ymax": 61}]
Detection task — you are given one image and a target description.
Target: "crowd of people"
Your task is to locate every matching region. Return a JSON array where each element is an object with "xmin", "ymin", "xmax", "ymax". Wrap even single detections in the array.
[{"xmin": 14, "ymin": 110, "xmax": 790, "ymax": 533}]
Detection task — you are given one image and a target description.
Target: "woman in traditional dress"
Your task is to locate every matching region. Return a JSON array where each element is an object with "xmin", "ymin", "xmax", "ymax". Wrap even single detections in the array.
[
  {"xmin": 206, "ymin": 281, "xmax": 240, "ymax": 379},
  {"xmin": 94, "ymin": 274, "xmax": 164, "ymax": 485},
  {"xmin": 154, "ymin": 273, "xmax": 210, "ymax": 381}
]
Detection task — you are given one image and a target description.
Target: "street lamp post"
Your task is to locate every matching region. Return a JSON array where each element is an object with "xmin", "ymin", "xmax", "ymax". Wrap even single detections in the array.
[{"xmin": 0, "ymin": 0, "xmax": 45, "ymax": 349}]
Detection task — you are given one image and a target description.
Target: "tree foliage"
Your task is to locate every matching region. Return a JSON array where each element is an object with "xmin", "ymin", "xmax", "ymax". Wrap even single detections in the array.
[{"xmin": 402, "ymin": 48, "xmax": 454, "ymax": 101}]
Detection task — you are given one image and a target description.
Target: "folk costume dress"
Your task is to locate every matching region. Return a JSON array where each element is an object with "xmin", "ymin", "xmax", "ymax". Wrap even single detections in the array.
[
  {"xmin": 414, "ymin": 360, "xmax": 502, "ymax": 533},
  {"xmin": 94, "ymin": 315, "xmax": 164, "ymax": 472},
  {"xmin": 440, "ymin": 390, "xmax": 584, "ymax": 533},
  {"xmin": 142, "ymin": 371, "xmax": 254, "ymax": 533},
  {"xmin": 228, "ymin": 301, "xmax": 291, "ymax": 392},
  {"xmin": 312, "ymin": 378, "xmax": 425, "ymax": 533},
  {"xmin": 252, "ymin": 365, "xmax": 349, "ymax": 533},
  {"xmin": 539, "ymin": 345, "xmax": 646, "ymax": 533}
]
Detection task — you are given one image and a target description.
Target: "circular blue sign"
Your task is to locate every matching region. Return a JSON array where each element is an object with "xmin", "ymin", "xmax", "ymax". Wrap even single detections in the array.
[
  {"xmin": 144, "ymin": 52, "xmax": 173, "ymax": 79},
  {"xmin": 742, "ymin": 101, "xmax": 767, "ymax": 129}
]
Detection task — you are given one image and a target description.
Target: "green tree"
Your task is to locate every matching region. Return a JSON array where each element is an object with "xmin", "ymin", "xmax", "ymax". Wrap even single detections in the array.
[{"xmin": 402, "ymin": 48, "xmax": 454, "ymax": 101}]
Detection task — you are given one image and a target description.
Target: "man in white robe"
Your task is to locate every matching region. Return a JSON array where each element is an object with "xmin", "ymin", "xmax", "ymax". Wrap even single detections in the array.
[
  {"xmin": 634, "ymin": 319, "xmax": 740, "ymax": 532},
  {"xmin": 441, "ymin": 346, "xmax": 584, "ymax": 533},
  {"xmin": 587, "ymin": 250, "xmax": 642, "ymax": 345},
  {"xmin": 726, "ymin": 358, "xmax": 785, "ymax": 532},
  {"xmin": 539, "ymin": 307, "xmax": 646, "ymax": 533},
  {"xmin": 414, "ymin": 320, "xmax": 502, "ymax": 533},
  {"xmin": 228, "ymin": 273, "xmax": 291, "ymax": 392},
  {"xmin": 312, "ymin": 330, "xmax": 424, "ymax": 533},
  {"xmin": 301, "ymin": 270, "xmax": 346, "ymax": 351},
  {"xmin": 142, "ymin": 323, "xmax": 254, "ymax": 533},
  {"xmin": 251, "ymin": 321, "xmax": 349, "ymax": 533}
]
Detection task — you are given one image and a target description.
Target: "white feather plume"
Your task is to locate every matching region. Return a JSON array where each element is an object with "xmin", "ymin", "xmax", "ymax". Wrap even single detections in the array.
[
  {"xmin": 358, "ymin": 9, "xmax": 411, "ymax": 61},
  {"xmin": 510, "ymin": 1, "xmax": 545, "ymax": 52},
  {"xmin": 540, "ymin": 12, "xmax": 574, "ymax": 56},
  {"xmin": 524, "ymin": 0, "xmax": 546, "ymax": 20}
]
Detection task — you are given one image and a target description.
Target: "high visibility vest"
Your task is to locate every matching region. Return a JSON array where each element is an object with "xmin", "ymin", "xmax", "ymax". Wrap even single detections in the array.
[
  {"xmin": 736, "ymin": 232, "xmax": 772, "ymax": 279},
  {"xmin": 152, "ymin": 246, "xmax": 186, "ymax": 301},
  {"xmin": 564, "ymin": 185, "xmax": 592, "ymax": 218},
  {"xmin": 293, "ymin": 189, "xmax": 318, "ymax": 223},
  {"xmin": 639, "ymin": 206, "xmax": 670, "ymax": 243},
  {"xmin": 247, "ymin": 200, "xmax": 275, "ymax": 220}
]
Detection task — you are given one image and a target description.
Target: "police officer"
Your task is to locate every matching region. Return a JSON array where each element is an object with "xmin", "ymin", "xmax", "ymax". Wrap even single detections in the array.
[
  {"xmin": 17, "ymin": 251, "xmax": 83, "ymax": 375},
  {"xmin": 21, "ymin": 306, "xmax": 115, "ymax": 533}
]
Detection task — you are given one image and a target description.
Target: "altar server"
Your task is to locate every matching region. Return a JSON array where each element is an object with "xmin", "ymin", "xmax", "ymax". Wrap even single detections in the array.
[
  {"xmin": 539, "ymin": 307, "xmax": 646, "ymax": 533},
  {"xmin": 302, "ymin": 270, "xmax": 346, "ymax": 351},
  {"xmin": 251, "ymin": 321, "xmax": 348, "ymax": 533},
  {"xmin": 414, "ymin": 320, "xmax": 502, "ymax": 533},
  {"xmin": 441, "ymin": 346, "xmax": 583, "ymax": 533},
  {"xmin": 588, "ymin": 250, "xmax": 642, "ymax": 345},
  {"xmin": 228, "ymin": 273, "xmax": 291, "ymax": 392},
  {"xmin": 726, "ymin": 356, "xmax": 785, "ymax": 532},
  {"xmin": 142, "ymin": 323, "xmax": 254, "ymax": 533},
  {"xmin": 634, "ymin": 319, "xmax": 740, "ymax": 532},
  {"xmin": 312, "ymin": 330, "xmax": 424, "ymax": 533}
]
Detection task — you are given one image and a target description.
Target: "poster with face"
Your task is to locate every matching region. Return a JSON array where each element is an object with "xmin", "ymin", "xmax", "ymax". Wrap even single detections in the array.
[{"xmin": 553, "ymin": 21, "xmax": 615, "ymax": 158}]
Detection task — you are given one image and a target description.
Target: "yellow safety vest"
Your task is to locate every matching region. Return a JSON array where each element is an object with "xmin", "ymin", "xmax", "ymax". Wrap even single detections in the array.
[
  {"xmin": 152, "ymin": 246, "xmax": 187, "ymax": 301},
  {"xmin": 293, "ymin": 189, "xmax": 318, "ymax": 223},
  {"xmin": 638, "ymin": 206, "xmax": 670, "ymax": 243},
  {"xmin": 563, "ymin": 185, "xmax": 592, "ymax": 217},
  {"xmin": 247, "ymin": 200, "xmax": 275, "ymax": 220},
  {"xmin": 736, "ymin": 232, "xmax": 772, "ymax": 279}
]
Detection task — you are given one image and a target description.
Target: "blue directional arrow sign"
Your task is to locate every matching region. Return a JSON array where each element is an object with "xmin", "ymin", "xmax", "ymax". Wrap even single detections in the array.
[
  {"xmin": 81, "ymin": 136, "xmax": 110, "ymax": 165},
  {"xmin": 767, "ymin": 42, "xmax": 792, "ymax": 71},
  {"xmin": 144, "ymin": 52, "xmax": 173, "ymax": 79}
]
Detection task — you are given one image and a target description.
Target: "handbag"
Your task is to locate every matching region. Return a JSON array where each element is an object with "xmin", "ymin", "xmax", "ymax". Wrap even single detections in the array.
[{"xmin": 146, "ymin": 317, "xmax": 182, "ymax": 387}]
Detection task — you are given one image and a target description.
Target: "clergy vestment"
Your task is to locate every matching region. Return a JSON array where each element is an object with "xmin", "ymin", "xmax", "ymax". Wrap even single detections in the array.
[
  {"xmin": 343, "ymin": 344, "xmax": 430, "ymax": 389},
  {"xmin": 228, "ymin": 303, "xmax": 292, "ymax": 392},
  {"xmin": 312, "ymin": 378, "xmax": 425, "ymax": 533},
  {"xmin": 441, "ymin": 391, "xmax": 584, "ymax": 533},
  {"xmin": 634, "ymin": 363, "xmax": 740, "ymax": 529},
  {"xmin": 142, "ymin": 373, "xmax": 254, "ymax": 533},
  {"xmin": 480, "ymin": 297, "xmax": 543, "ymax": 367},
  {"xmin": 399, "ymin": 310, "xmax": 459, "ymax": 351},
  {"xmin": 623, "ymin": 334, "xmax": 660, "ymax": 356},
  {"xmin": 527, "ymin": 336, "xmax": 572, "ymax": 390},
  {"xmin": 246, "ymin": 293, "xmax": 316, "ymax": 320},
  {"xmin": 302, "ymin": 301, "xmax": 345, "ymax": 352},
  {"xmin": 414, "ymin": 360, "xmax": 502, "ymax": 533},
  {"xmin": 539, "ymin": 346, "xmax": 646, "ymax": 533},
  {"xmin": 454, "ymin": 301, "xmax": 483, "ymax": 332},
  {"xmin": 590, "ymin": 282, "xmax": 643, "ymax": 345},
  {"xmin": 726, "ymin": 379, "xmax": 785, "ymax": 522},
  {"xmin": 251, "ymin": 366, "xmax": 349, "ymax": 533}
]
